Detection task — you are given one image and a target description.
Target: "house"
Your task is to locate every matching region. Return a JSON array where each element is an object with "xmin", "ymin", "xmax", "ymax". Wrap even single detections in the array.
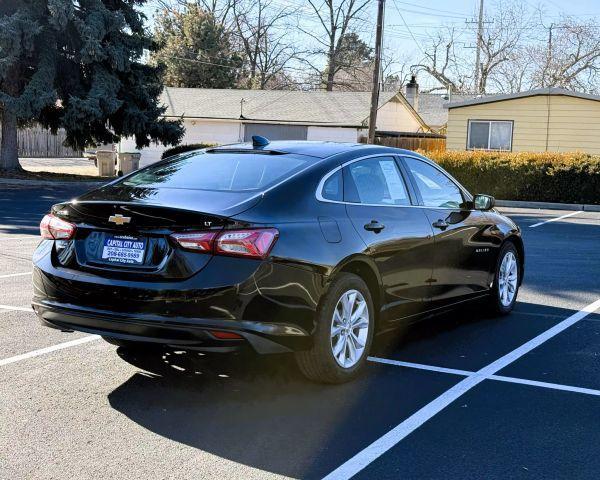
[
  {"xmin": 413, "ymin": 93, "xmax": 477, "ymax": 134},
  {"xmin": 446, "ymin": 88, "xmax": 600, "ymax": 153},
  {"xmin": 120, "ymin": 87, "xmax": 430, "ymax": 165},
  {"xmin": 402, "ymin": 76, "xmax": 477, "ymax": 133}
]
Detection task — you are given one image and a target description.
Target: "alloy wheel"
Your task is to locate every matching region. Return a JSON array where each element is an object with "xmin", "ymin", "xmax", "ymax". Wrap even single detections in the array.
[
  {"xmin": 330, "ymin": 289, "xmax": 369, "ymax": 368},
  {"xmin": 498, "ymin": 251, "xmax": 518, "ymax": 307}
]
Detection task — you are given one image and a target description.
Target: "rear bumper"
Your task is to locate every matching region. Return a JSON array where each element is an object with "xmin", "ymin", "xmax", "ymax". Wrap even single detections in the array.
[
  {"xmin": 33, "ymin": 299, "xmax": 307, "ymax": 354},
  {"xmin": 31, "ymin": 251, "xmax": 326, "ymax": 353}
]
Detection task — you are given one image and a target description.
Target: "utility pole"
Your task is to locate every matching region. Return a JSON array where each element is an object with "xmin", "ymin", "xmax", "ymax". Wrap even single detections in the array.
[
  {"xmin": 473, "ymin": 0, "xmax": 484, "ymax": 94},
  {"xmin": 368, "ymin": 0, "xmax": 385, "ymax": 144},
  {"xmin": 545, "ymin": 23, "xmax": 554, "ymax": 87}
]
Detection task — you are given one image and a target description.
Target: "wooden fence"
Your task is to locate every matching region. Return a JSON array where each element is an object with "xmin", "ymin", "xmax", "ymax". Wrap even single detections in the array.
[
  {"xmin": 360, "ymin": 135, "xmax": 446, "ymax": 152},
  {"xmin": 0, "ymin": 125, "xmax": 82, "ymax": 158}
]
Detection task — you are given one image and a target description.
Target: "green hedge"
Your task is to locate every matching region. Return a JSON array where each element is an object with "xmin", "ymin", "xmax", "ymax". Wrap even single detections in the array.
[
  {"xmin": 161, "ymin": 143, "xmax": 216, "ymax": 159},
  {"xmin": 421, "ymin": 151, "xmax": 600, "ymax": 205}
]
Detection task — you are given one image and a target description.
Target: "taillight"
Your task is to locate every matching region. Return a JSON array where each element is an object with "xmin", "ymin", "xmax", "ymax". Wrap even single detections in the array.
[
  {"xmin": 40, "ymin": 214, "xmax": 76, "ymax": 240},
  {"xmin": 170, "ymin": 231, "xmax": 218, "ymax": 251},
  {"xmin": 170, "ymin": 228, "xmax": 278, "ymax": 259},
  {"xmin": 215, "ymin": 229, "xmax": 278, "ymax": 259}
]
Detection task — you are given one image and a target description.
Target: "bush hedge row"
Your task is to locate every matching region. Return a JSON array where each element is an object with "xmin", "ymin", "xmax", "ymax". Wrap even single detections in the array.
[
  {"xmin": 421, "ymin": 151, "xmax": 600, "ymax": 205},
  {"xmin": 161, "ymin": 143, "xmax": 216, "ymax": 159}
]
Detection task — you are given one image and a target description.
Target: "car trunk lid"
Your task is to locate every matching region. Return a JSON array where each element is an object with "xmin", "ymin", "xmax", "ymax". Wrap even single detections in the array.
[{"xmin": 50, "ymin": 185, "xmax": 261, "ymax": 279}]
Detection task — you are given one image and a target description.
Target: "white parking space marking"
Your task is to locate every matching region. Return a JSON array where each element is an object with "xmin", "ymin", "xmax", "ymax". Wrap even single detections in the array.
[
  {"xmin": 0, "ymin": 236, "xmax": 38, "ymax": 241},
  {"xmin": 368, "ymin": 357, "xmax": 473, "ymax": 376},
  {"xmin": 489, "ymin": 375, "xmax": 600, "ymax": 397},
  {"xmin": 368, "ymin": 357, "xmax": 600, "ymax": 397},
  {"xmin": 0, "ymin": 335, "xmax": 100, "ymax": 367},
  {"xmin": 0, "ymin": 304, "xmax": 32, "ymax": 312},
  {"xmin": 324, "ymin": 297, "xmax": 600, "ymax": 480},
  {"xmin": 529, "ymin": 210, "xmax": 582, "ymax": 228},
  {"xmin": 0, "ymin": 272, "xmax": 31, "ymax": 279},
  {"xmin": 0, "ymin": 225, "xmax": 39, "ymax": 231}
]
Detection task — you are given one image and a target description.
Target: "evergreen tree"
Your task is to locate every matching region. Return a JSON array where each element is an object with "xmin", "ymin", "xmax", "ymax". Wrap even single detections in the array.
[
  {"xmin": 151, "ymin": 5, "xmax": 242, "ymax": 89},
  {"xmin": 0, "ymin": 0, "xmax": 184, "ymax": 172}
]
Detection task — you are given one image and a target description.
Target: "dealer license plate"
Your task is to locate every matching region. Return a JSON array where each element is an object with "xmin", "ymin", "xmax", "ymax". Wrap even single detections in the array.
[{"xmin": 101, "ymin": 235, "xmax": 146, "ymax": 265}]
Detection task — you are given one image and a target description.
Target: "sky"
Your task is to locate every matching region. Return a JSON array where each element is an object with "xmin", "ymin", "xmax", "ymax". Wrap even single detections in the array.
[{"xmin": 141, "ymin": 0, "xmax": 600, "ymax": 92}]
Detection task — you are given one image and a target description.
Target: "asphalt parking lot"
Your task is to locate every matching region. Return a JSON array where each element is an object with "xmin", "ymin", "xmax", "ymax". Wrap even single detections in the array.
[{"xmin": 1, "ymin": 184, "xmax": 599, "ymax": 480}]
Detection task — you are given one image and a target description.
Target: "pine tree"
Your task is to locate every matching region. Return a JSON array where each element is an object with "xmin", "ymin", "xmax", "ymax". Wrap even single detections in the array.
[
  {"xmin": 0, "ymin": 0, "xmax": 184, "ymax": 172},
  {"xmin": 151, "ymin": 5, "xmax": 242, "ymax": 89}
]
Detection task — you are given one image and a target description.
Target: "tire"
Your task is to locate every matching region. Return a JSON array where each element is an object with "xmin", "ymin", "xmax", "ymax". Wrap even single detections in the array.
[
  {"xmin": 295, "ymin": 273, "xmax": 375, "ymax": 384},
  {"xmin": 488, "ymin": 241, "xmax": 520, "ymax": 315}
]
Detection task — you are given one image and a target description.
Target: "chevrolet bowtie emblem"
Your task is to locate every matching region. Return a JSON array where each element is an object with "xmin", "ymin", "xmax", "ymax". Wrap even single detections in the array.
[{"xmin": 108, "ymin": 214, "xmax": 131, "ymax": 225}]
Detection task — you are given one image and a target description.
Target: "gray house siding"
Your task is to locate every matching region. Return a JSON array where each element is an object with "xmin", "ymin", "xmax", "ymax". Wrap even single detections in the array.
[{"xmin": 243, "ymin": 123, "xmax": 308, "ymax": 141}]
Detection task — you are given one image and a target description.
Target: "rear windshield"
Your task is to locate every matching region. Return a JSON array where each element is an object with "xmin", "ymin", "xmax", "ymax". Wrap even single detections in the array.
[{"xmin": 122, "ymin": 152, "xmax": 308, "ymax": 191}]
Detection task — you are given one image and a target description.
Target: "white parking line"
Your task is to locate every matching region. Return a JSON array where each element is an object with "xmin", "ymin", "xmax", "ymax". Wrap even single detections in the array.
[
  {"xmin": 0, "ymin": 304, "xmax": 32, "ymax": 312},
  {"xmin": 0, "ymin": 272, "xmax": 31, "ymax": 279},
  {"xmin": 368, "ymin": 357, "xmax": 473, "ymax": 376},
  {"xmin": 0, "ymin": 236, "xmax": 38, "ymax": 241},
  {"xmin": 489, "ymin": 374, "xmax": 600, "ymax": 397},
  {"xmin": 368, "ymin": 357, "xmax": 600, "ymax": 397},
  {"xmin": 529, "ymin": 210, "xmax": 582, "ymax": 228},
  {"xmin": 324, "ymin": 297, "xmax": 600, "ymax": 480},
  {"xmin": 0, "ymin": 335, "xmax": 100, "ymax": 367}
]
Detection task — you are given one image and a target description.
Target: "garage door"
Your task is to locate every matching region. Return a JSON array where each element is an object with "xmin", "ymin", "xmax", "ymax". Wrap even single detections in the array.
[{"xmin": 243, "ymin": 123, "xmax": 308, "ymax": 141}]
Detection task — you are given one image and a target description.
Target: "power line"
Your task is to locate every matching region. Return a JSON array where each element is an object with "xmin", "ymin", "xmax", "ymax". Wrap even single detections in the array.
[
  {"xmin": 392, "ymin": 0, "xmax": 470, "ymax": 17},
  {"xmin": 391, "ymin": 0, "xmax": 425, "ymax": 55},
  {"xmin": 169, "ymin": 56, "xmax": 391, "ymax": 89},
  {"xmin": 390, "ymin": 7, "xmax": 466, "ymax": 20}
]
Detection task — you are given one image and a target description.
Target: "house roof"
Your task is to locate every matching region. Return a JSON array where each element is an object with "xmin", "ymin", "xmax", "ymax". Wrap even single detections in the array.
[
  {"xmin": 417, "ymin": 93, "xmax": 479, "ymax": 127},
  {"xmin": 446, "ymin": 87, "xmax": 600, "ymax": 109},
  {"xmin": 160, "ymin": 87, "xmax": 427, "ymax": 128}
]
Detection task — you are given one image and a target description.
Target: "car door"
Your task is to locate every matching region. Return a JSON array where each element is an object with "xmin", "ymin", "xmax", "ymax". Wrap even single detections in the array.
[
  {"xmin": 343, "ymin": 155, "xmax": 434, "ymax": 324},
  {"xmin": 400, "ymin": 156, "xmax": 495, "ymax": 307}
]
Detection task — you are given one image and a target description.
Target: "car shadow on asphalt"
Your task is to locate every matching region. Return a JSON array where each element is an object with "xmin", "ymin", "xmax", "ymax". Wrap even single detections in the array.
[
  {"xmin": 107, "ymin": 300, "xmax": 578, "ymax": 479},
  {"xmin": 108, "ymin": 345, "xmax": 462, "ymax": 479}
]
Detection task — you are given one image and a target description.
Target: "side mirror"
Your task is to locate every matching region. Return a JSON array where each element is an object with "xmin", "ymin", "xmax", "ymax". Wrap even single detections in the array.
[{"xmin": 473, "ymin": 194, "xmax": 495, "ymax": 211}]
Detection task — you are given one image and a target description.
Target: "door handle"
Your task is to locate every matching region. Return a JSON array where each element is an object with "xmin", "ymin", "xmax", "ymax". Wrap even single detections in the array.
[
  {"xmin": 364, "ymin": 220, "xmax": 385, "ymax": 233},
  {"xmin": 432, "ymin": 219, "xmax": 449, "ymax": 230}
]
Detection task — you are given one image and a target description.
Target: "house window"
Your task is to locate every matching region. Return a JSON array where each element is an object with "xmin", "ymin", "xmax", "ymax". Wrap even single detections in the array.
[{"xmin": 467, "ymin": 120, "xmax": 513, "ymax": 151}]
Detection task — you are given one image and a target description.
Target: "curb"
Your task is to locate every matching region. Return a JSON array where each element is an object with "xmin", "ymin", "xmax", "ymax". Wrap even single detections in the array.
[
  {"xmin": 0, "ymin": 178, "xmax": 106, "ymax": 188},
  {"xmin": 496, "ymin": 200, "xmax": 600, "ymax": 212}
]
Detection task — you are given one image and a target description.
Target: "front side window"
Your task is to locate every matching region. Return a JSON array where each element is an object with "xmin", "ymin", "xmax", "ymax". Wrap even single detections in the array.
[
  {"xmin": 403, "ymin": 157, "xmax": 464, "ymax": 209},
  {"xmin": 344, "ymin": 157, "xmax": 410, "ymax": 206},
  {"xmin": 467, "ymin": 120, "xmax": 513, "ymax": 151}
]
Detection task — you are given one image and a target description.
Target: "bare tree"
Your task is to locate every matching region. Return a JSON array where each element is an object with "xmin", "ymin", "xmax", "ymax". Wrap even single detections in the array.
[
  {"xmin": 531, "ymin": 17, "xmax": 600, "ymax": 93},
  {"xmin": 409, "ymin": 2, "xmax": 537, "ymax": 94},
  {"xmin": 412, "ymin": 28, "xmax": 469, "ymax": 93},
  {"xmin": 155, "ymin": 0, "xmax": 234, "ymax": 26},
  {"xmin": 233, "ymin": 0, "xmax": 299, "ymax": 89},
  {"xmin": 381, "ymin": 51, "xmax": 411, "ymax": 92},
  {"xmin": 476, "ymin": 1, "xmax": 534, "ymax": 93},
  {"xmin": 488, "ymin": 54, "xmax": 532, "ymax": 93},
  {"xmin": 302, "ymin": 0, "xmax": 370, "ymax": 91}
]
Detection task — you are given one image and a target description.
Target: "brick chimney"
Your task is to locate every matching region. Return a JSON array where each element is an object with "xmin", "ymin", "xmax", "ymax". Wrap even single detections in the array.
[{"xmin": 405, "ymin": 75, "xmax": 419, "ymax": 111}]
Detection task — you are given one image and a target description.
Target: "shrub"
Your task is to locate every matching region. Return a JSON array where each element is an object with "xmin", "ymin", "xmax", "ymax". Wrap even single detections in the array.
[
  {"xmin": 419, "ymin": 150, "xmax": 600, "ymax": 205},
  {"xmin": 161, "ymin": 143, "xmax": 216, "ymax": 159}
]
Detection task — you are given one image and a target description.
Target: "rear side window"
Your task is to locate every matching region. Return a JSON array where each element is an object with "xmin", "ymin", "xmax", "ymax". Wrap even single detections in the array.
[
  {"xmin": 344, "ymin": 157, "xmax": 410, "ymax": 206},
  {"xmin": 321, "ymin": 170, "xmax": 343, "ymax": 201},
  {"xmin": 403, "ymin": 157, "xmax": 464, "ymax": 208},
  {"xmin": 122, "ymin": 152, "xmax": 307, "ymax": 191}
]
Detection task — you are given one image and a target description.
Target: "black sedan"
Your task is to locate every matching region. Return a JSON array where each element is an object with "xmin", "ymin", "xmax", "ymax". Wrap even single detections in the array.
[{"xmin": 32, "ymin": 138, "xmax": 523, "ymax": 383}]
